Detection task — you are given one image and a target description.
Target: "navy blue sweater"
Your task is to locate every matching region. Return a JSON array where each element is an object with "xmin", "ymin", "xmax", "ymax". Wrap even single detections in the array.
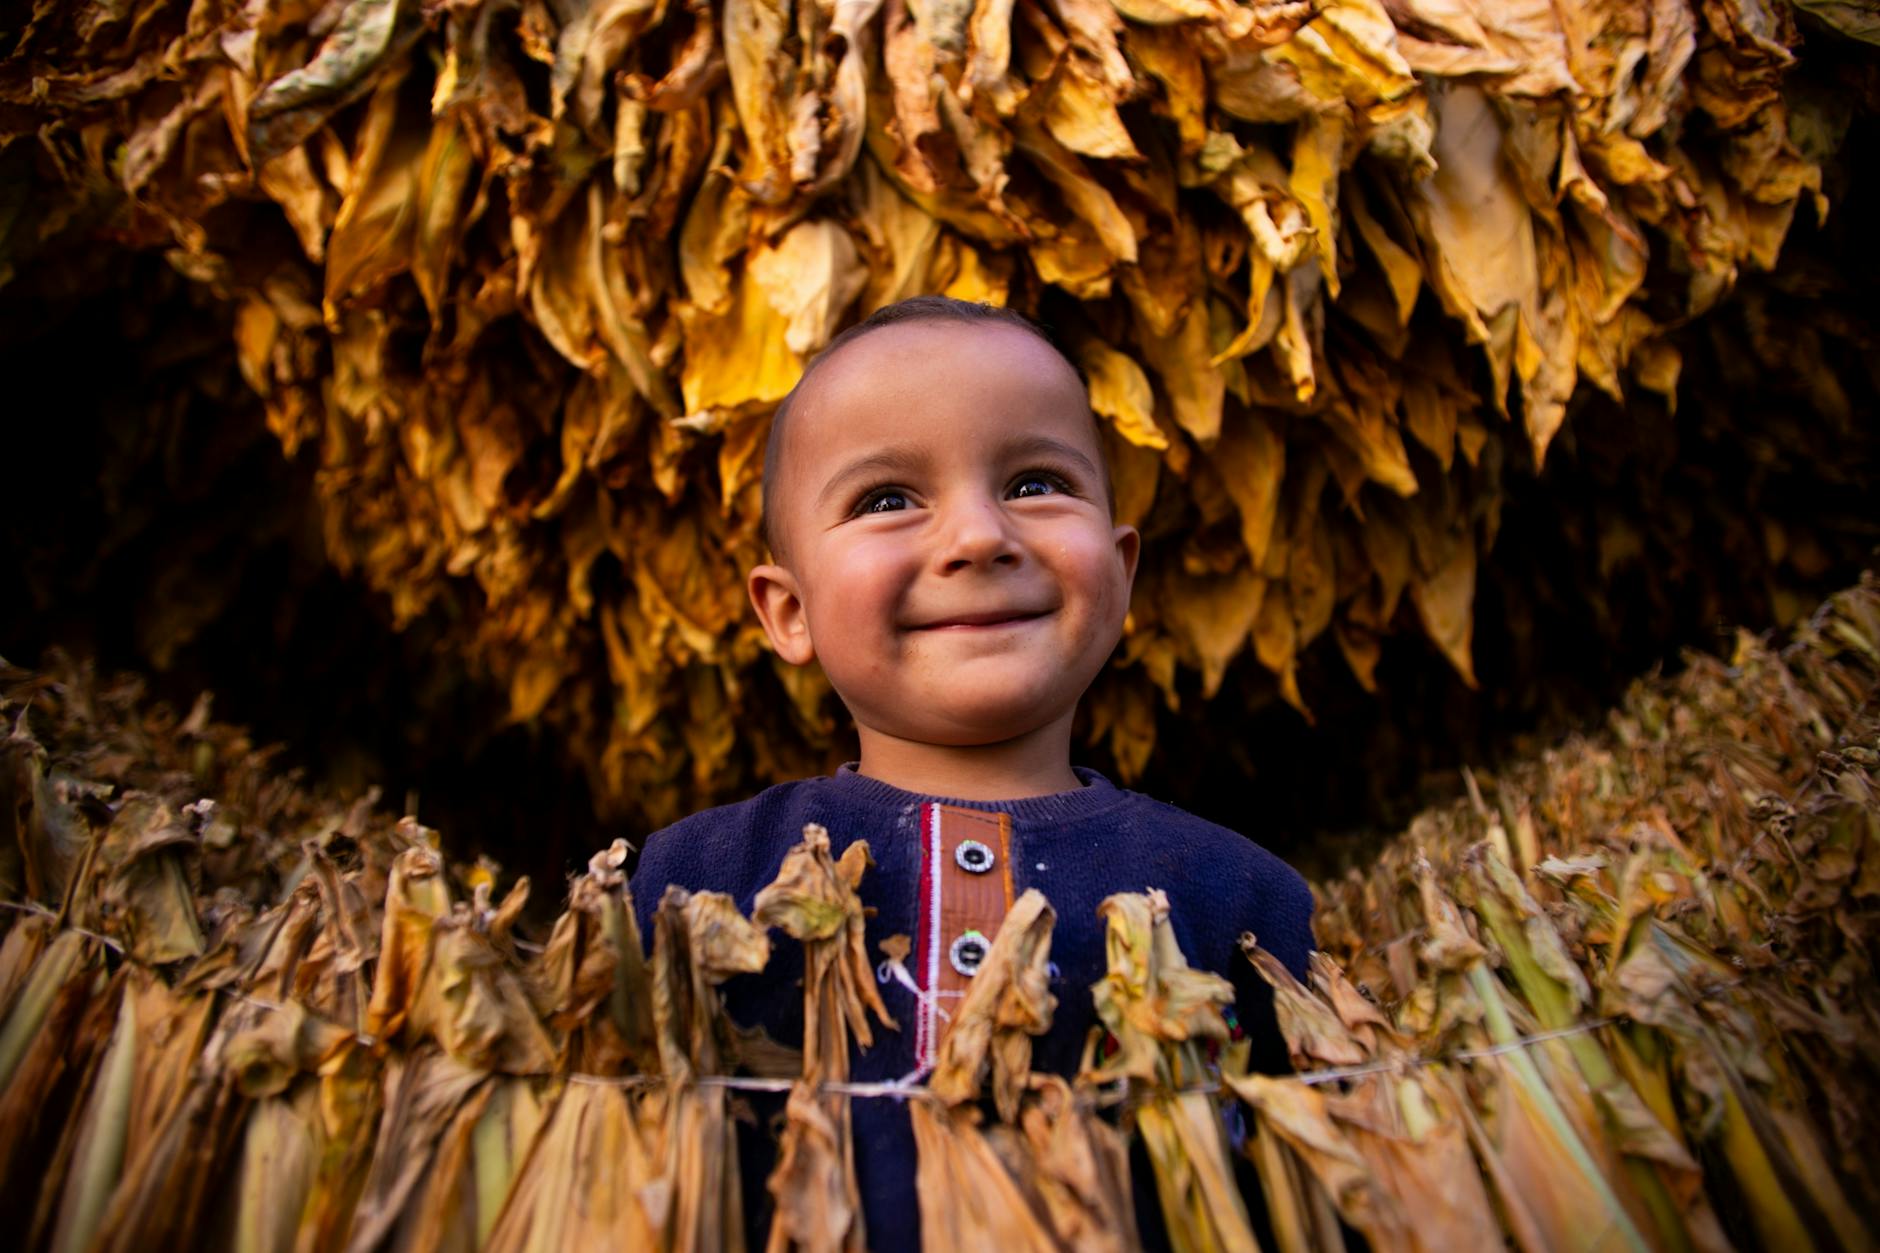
[{"xmin": 629, "ymin": 765, "xmax": 1316, "ymax": 1249}]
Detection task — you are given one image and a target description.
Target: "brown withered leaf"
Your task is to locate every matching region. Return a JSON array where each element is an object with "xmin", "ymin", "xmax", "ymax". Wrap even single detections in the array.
[
  {"xmin": 754, "ymin": 824, "xmax": 895, "ymax": 1253},
  {"xmin": 1086, "ymin": 891, "xmax": 1256, "ymax": 1252}
]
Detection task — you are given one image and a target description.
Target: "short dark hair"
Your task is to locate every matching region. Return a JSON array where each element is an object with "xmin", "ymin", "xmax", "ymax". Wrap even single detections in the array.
[{"xmin": 759, "ymin": 296, "xmax": 1094, "ymax": 557}]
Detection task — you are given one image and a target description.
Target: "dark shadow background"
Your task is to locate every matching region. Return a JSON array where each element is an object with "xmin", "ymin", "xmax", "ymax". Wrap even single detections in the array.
[{"xmin": 3, "ymin": 37, "xmax": 1876, "ymax": 892}]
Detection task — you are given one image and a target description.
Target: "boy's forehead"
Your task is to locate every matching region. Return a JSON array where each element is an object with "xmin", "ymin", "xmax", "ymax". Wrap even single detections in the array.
[{"xmin": 784, "ymin": 320, "xmax": 1089, "ymax": 458}]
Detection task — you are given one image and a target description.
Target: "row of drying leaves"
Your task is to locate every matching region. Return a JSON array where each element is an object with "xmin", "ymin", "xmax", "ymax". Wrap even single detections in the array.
[
  {"xmin": 0, "ymin": 0, "xmax": 1842, "ymax": 825},
  {"xmin": 2, "ymin": 574, "xmax": 1878, "ymax": 1251}
]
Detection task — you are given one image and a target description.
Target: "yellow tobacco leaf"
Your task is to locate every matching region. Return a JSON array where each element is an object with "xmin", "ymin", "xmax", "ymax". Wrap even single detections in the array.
[
  {"xmin": 540, "ymin": 844, "xmax": 657, "ymax": 1073},
  {"xmin": 257, "ymin": 144, "xmax": 334, "ymax": 264},
  {"xmin": 1136, "ymin": 300, "xmax": 1224, "ymax": 445},
  {"xmin": 1160, "ymin": 566, "xmax": 1266, "ymax": 700},
  {"xmin": 246, "ymin": 0, "xmax": 405, "ymax": 159},
  {"xmin": 1042, "ymin": 58, "xmax": 1141, "ymax": 161},
  {"xmin": 1408, "ymin": 533, "xmax": 1478, "ymax": 688},
  {"xmin": 1327, "ymin": 1072, "xmax": 1505, "ymax": 1253},
  {"xmin": 1290, "ymin": 111, "xmax": 1347, "ymax": 299},
  {"xmin": 748, "ymin": 219, "xmax": 868, "ymax": 356},
  {"xmin": 679, "ymin": 126, "xmax": 754, "ymax": 316},
  {"xmin": 1081, "ymin": 338, "xmax": 1169, "ymax": 451},
  {"xmin": 1268, "ymin": 0, "xmax": 1418, "ymax": 108},
  {"xmin": 364, "ymin": 846, "xmax": 453, "ymax": 1047},
  {"xmin": 1346, "ymin": 177, "xmax": 1421, "ymax": 327},
  {"xmin": 232, "ymin": 1088, "xmax": 320, "ymax": 1253},
  {"xmin": 1322, "ymin": 399, "xmax": 1418, "ymax": 497},
  {"xmin": 1127, "ymin": 25, "xmax": 1208, "ymax": 153},
  {"xmin": 1400, "ymin": 375, "xmax": 1456, "ymax": 469},
  {"xmin": 91, "ymin": 795, "xmax": 204, "ymax": 965},
  {"xmin": 966, "ymin": 0, "xmax": 1019, "ymax": 105},
  {"xmin": 1240, "ymin": 936, "xmax": 1369, "ymax": 1069},
  {"xmin": 0, "ymin": 914, "xmax": 61, "ymax": 1036},
  {"xmin": 911, "ymin": 1100, "xmax": 1061, "ymax": 1253},
  {"xmin": 1273, "ymin": 263, "xmax": 1321, "ymax": 402},
  {"xmin": 1408, "ymin": 84, "xmax": 1541, "ymax": 400},
  {"xmin": 803, "ymin": 0, "xmax": 888, "ymax": 196},
  {"xmin": 46, "ymin": 973, "xmax": 137, "ymax": 1253},
  {"xmin": 341, "ymin": 1049, "xmax": 491, "ymax": 1251},
  {"xmin": 722, "ymin": 0, "xmax": 796, "ymax": 204},
  {"xmin": 1086, "ymin": 892, "xmax": 1257, "ymax": 1250},
  {"xmin": 755, "ymin": 825, "xmax": 895, "ymax": 1076},
  {"xmin": 1016, "ymin": 1074, "xmax": 1142, "ymax": 1251},
  {"xmin": 322, "ymin": 69, "xmax": 421, "ymax": 328},
  {"xmin": 1110, "ymin": 0, "xmax": 1217, "ymax": 23},
  {"xmin": 1388, "ymin": 0, "xmax": 1579, "ymax": 96},
  {"xmin": 1229, "ymin": 1073, "xmax": 1406, "ymax": 1247},
  {"xmin": 1013, "ymin": 118, "xmax": 1138, "ymax": 266},
  {"xmin": 412, "ymin": 116, "xmax": 475, "ymax": 321},
  {"xmin": 652, "ymin": 887, "xmax": 771, "ymax": 1082},
  {"xmin": 1254, "ymin": 583, "xmax": 1310, "ymax": 718},
  {"xmin": 1089, "ymin": 891, "xmax": 1235, "ymax": 1085},
  {"xmin": 677, "ymin": 266, "xmax": 805, "ymax": 419},
  {"xmin": 1289, "ymin": 517, "xmax": 1337, "ymax": 649},
  {"xmin": 483, "ymin": 1080, "xmax": 669, "ymax": 1252},
  {"xmin": 649, "ymin": 889, "xmax": 769, "ymax": 1253}
]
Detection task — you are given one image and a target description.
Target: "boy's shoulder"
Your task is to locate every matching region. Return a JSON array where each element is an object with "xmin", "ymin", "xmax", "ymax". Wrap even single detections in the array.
[
  {"xmin": 646, "ymin": 775, "xmax": 832, "ymax": 841},
  {"xmin": 633, "ymin": 776, "xmax": 837, "ymax": 902},
  {"xmin": 1114, "ymin": 786, "xmax": 1309, "ymax": 883},
  {"xmin": 1106, "ymin": 786, "xmax": 1316, "ymax": 963}
]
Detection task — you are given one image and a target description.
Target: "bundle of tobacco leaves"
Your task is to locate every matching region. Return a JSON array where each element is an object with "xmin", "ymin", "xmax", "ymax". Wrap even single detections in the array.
[
  {"xmin": 912, "ymin": 888, "xmax": 1143, "ymax": 1251},
  {"xmin": 0, "ymin": 0, "xmax": 1854, "ymax": 828},
  {"xmin": 1234, "ymin": 573, "xmax": 1880, "ymax": 1251},
  {"xmin": 753, "ymin": 823, "xmax": 893, "ymax": 1251},
  {"xmin": 1088, "ymin": 889, "xmax": 1258, "ymax": 1250},
  {"xmin": 1, "ymin": 573, "xmax": 1877, "ymax": 1250}
]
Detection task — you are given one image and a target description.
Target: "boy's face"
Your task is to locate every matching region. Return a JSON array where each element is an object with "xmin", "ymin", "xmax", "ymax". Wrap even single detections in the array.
[{"xmin": 749, "ymin": 320, "xmax": 1140, "ymax": 749}]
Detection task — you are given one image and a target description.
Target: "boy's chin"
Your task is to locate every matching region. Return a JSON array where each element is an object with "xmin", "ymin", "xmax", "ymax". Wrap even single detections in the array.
[{"xmin": 874, "ymin": 691, "xmax": 1077, "ymax": 747}]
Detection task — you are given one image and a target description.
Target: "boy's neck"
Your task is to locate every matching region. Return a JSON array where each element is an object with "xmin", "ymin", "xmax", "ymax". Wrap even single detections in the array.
[{"xmin": 853, "ymin": 716, "xmax": 1083, "ymax": 801}]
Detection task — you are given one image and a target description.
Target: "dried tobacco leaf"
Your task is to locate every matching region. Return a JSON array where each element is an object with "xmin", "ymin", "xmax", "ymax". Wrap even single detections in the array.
[
  {"xmin": 1087, "ymin": 891, "xmax": 1256, "ymax": 1252},
  {"xmin": 653, "ymin": 886, "xmax": 771, "ymax": 1253},
  {"xmin": 929, "ymin": 888, "xmax": 1054, "ymax": 1121},
  {"xmin": 914, "ymin": 889, "xmax": 1139, "ymax": 1250},
  {"xmin": 537, "ymin": 838, "xmax": 657, "ymax": 1074},
  {"xmin": 752, "ymin": 824, "xmax": 895, "ymax": 1252}
]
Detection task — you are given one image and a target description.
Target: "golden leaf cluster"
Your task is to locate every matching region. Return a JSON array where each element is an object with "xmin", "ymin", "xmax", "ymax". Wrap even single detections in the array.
[
  {"xmin": 3, "ymin": 572, "xmax": 1879, "ymax": 1249},
  {"xmin": 0, "ymin": 0, "xmax": 1840, "ymax": 825}
]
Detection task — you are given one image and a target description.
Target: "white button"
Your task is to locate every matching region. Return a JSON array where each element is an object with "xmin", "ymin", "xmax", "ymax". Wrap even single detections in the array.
[
  {"xmin": 954, "ymin": 839, "xmax": 995, "ymax": 874},
  {"xmin": 949, "ymin": 931, "xmax": 989, "ymax": 976}
]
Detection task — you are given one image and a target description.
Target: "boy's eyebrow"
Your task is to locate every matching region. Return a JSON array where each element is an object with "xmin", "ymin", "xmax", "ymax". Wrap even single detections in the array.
[
  {"xmin": 816, "ymin": 445, "xmax": 933, "ymax": 506},
  {"xmin": 998, "ymin": 434, "xmax": 1103, "ymax": 481}
]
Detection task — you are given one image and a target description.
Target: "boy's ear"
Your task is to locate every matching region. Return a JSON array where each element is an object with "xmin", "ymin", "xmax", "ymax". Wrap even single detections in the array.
[
  {"xmin": 748, "ymin": 563, "xmax": 816, "ymax": 665},
  {"xmin": 1113, "ymin": 523, "xmax": 1141, "ymax": 590}
]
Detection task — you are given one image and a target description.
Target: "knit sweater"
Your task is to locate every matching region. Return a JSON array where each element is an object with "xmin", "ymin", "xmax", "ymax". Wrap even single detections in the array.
[{"xmin": 628, "ymin": 765, "xmax": 1316, "ymax": 1249}]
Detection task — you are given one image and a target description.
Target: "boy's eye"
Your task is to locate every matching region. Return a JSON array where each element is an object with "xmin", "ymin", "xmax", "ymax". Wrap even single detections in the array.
[
  {"xmin": 860, "ymin": 489, "xmax": 909, "ymax": 514},
  {"xmin": 1010, "ymin": 473, "xmax": 1067, "ymax": 499}
]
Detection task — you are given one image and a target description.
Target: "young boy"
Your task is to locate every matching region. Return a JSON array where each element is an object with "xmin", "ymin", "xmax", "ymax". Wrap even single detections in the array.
[{"xmin": 631, "ymin": 296, "xmax": 1315, "ymax": 1247}]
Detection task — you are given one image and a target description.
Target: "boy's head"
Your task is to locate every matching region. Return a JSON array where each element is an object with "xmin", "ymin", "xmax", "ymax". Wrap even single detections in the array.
[{"xmin": 748, "ymin": 297, "xmax": 1140, "ymax": 750}]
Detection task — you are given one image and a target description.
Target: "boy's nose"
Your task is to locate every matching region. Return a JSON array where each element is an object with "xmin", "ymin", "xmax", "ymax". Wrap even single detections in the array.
[{"xmin": 936, "ymin": 497, "xmax": 1021, "ymax": 573}]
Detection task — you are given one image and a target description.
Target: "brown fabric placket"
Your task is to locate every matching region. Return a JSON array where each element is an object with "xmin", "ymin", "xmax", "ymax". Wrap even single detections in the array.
[{"xmin": 917, "ymin": 803, "xmax": 1014, "ymax": 1063}]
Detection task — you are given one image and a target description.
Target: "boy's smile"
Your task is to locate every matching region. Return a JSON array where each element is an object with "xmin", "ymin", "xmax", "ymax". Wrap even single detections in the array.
[{"xmin": 748, "ymin": 319, "xmax": 1140, "ymax": 788}]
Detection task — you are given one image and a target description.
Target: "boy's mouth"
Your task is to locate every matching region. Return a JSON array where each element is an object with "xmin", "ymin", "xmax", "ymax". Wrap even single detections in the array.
[{"xmin": 910, "ymin": 608, "xmax": 1053, "ymax": 630}]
